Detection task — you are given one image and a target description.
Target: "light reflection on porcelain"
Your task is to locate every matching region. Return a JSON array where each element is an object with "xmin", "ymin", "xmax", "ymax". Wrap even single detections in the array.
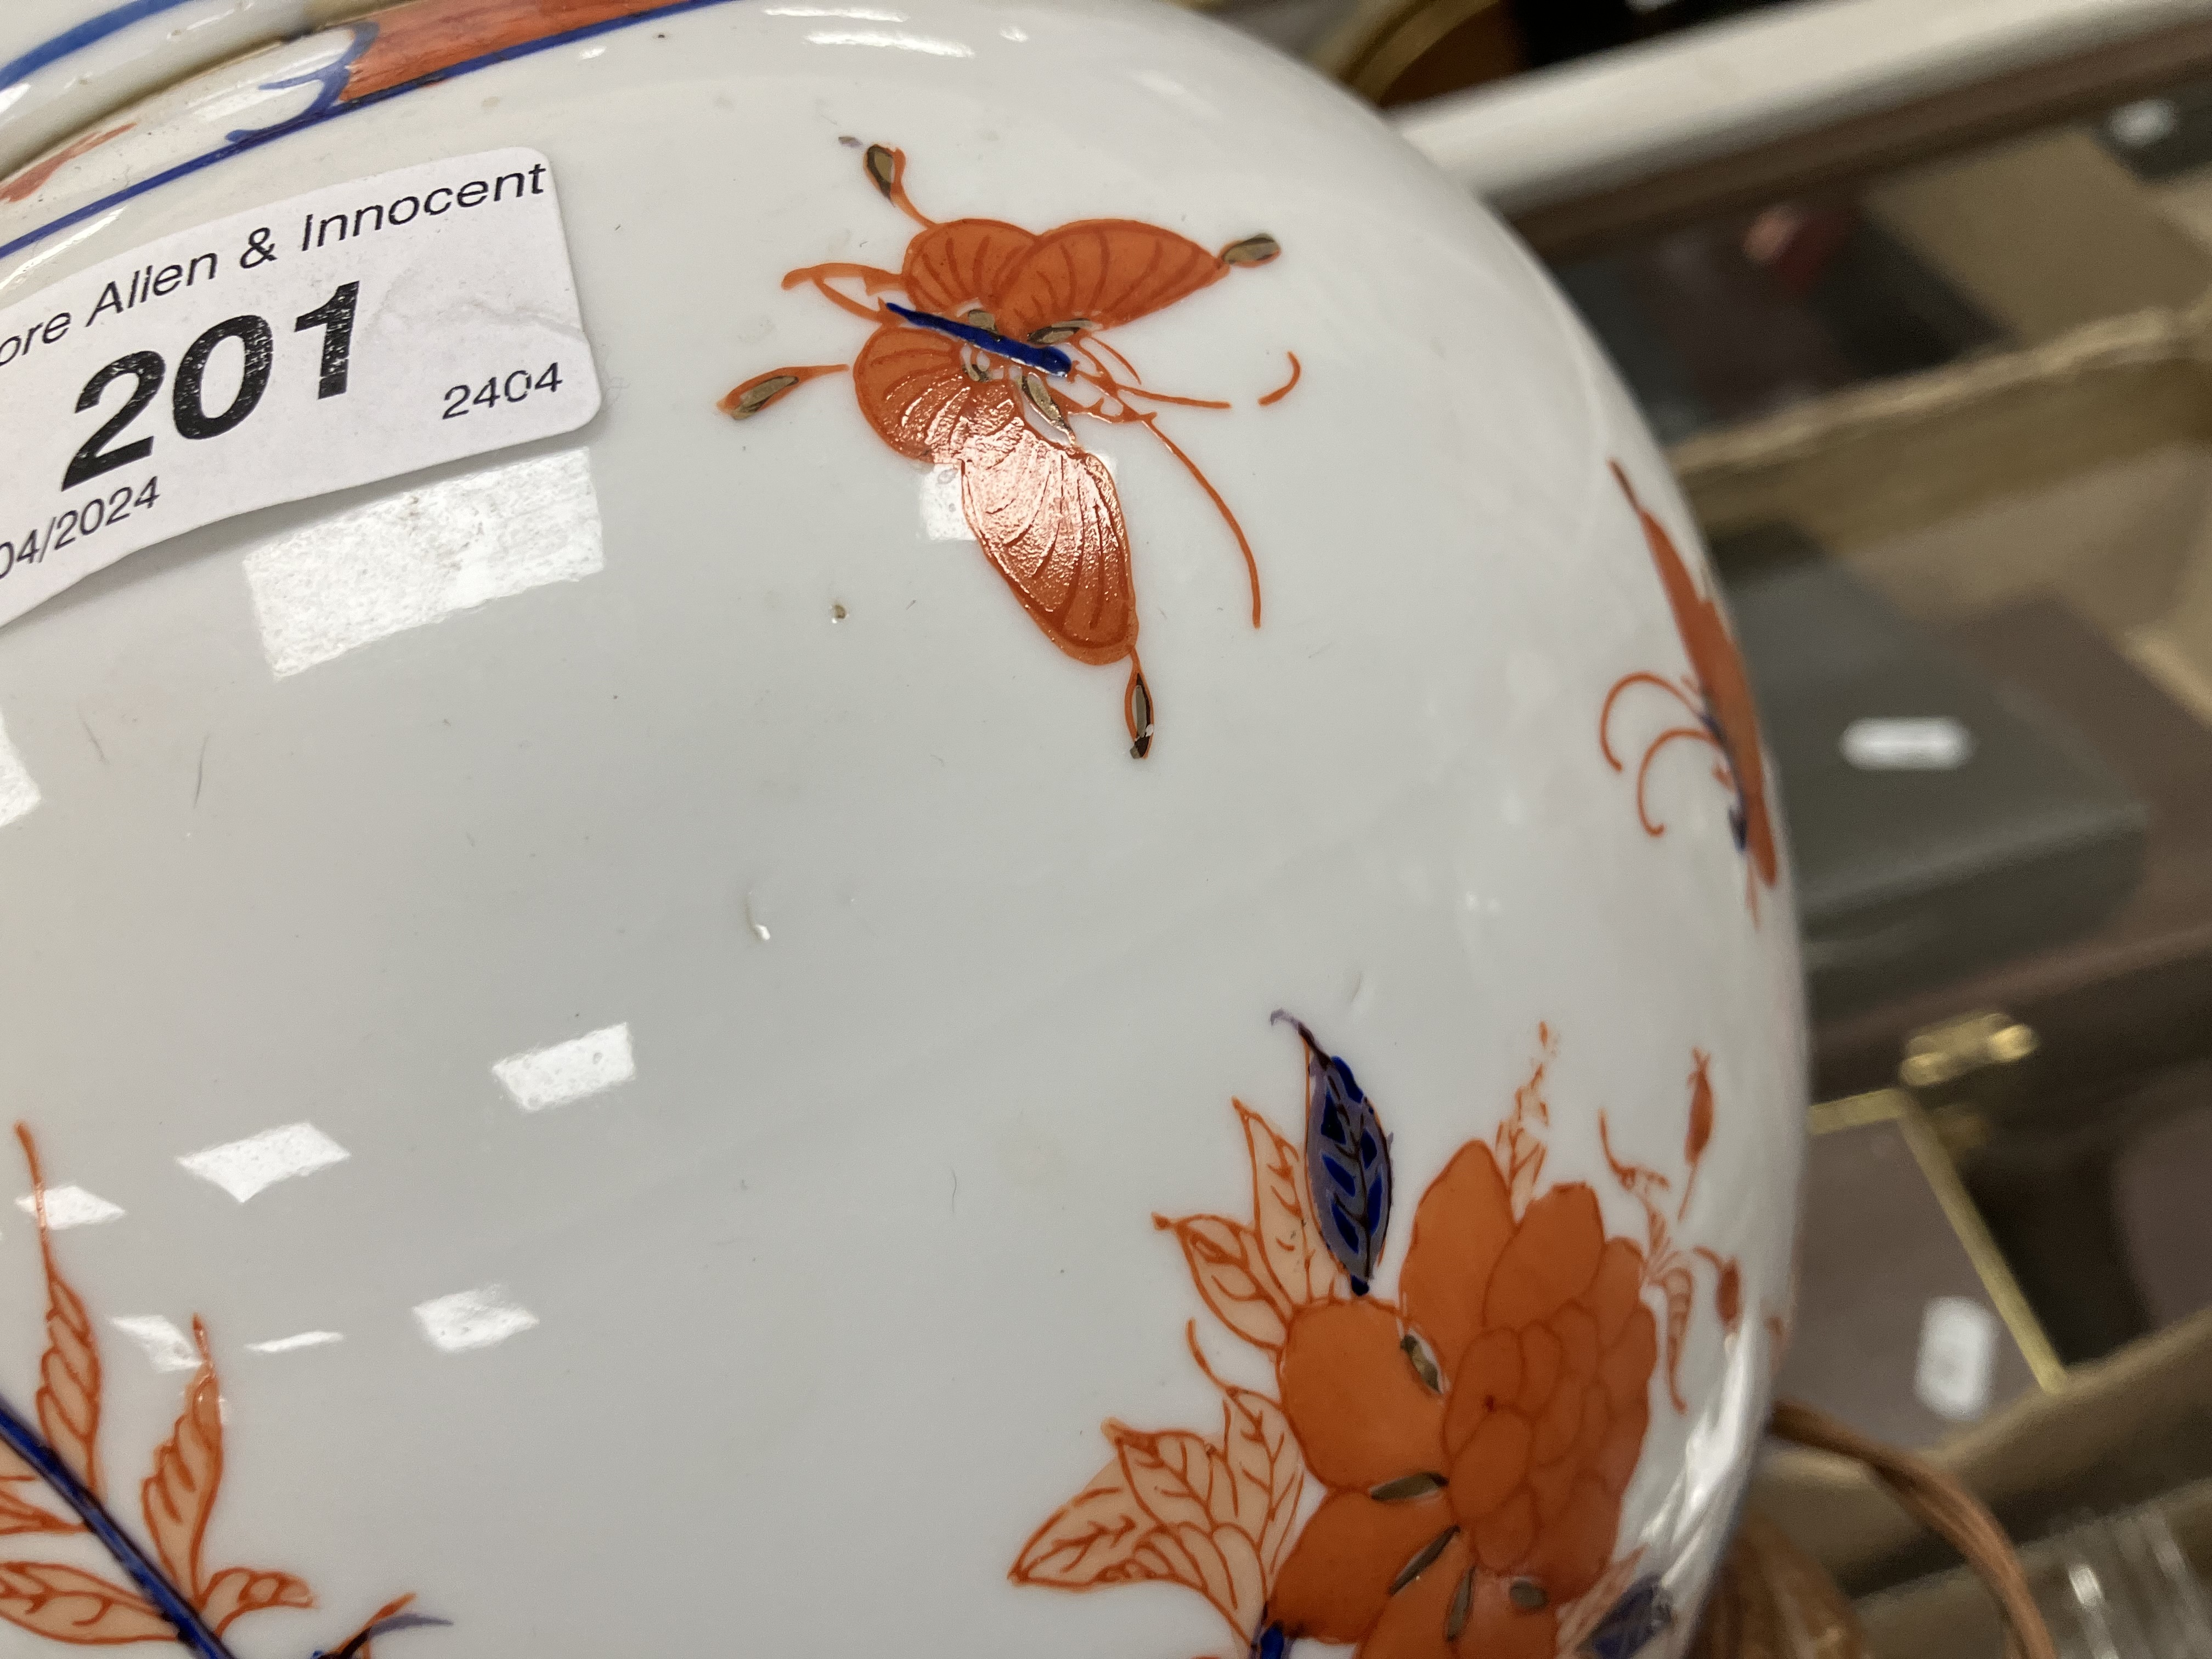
[
  {"xmin": 491, "ymin": 1022, "xmax": 637, "ymax": 1113},
  {"xmin": 804, "ymin": 28, "xmax": 975, "ymax": 55},
  {"xmin": 0, "ymin": 1, "xmax": 1804, "ymax": 1656},
  {"xmin": 109, "ymin": 1314, "xmax": 204, "ymax": 1374},
  {"xmin": 12, "ymin": 1184, "xmax": 123, "ymax": 1228},
  {"xmin": 411, "ymin": 1285, "xmax": 540, "ymax": 1354},
  {"xmin": 239, "ymin": 448, "xmax": 605, "ymax": 678},
  {"xmin": 0, "ymin": 714, "xmax": 37, "ymax": 826},
  {"xmin": 177, "ymin": 1122, "xmax": 352, "ymax": 1203}
]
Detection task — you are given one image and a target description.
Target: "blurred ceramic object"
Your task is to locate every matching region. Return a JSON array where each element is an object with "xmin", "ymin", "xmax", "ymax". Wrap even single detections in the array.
[{"xmin": 0, "ymin": 3, "xmax": 1803, "ymax": 1656}]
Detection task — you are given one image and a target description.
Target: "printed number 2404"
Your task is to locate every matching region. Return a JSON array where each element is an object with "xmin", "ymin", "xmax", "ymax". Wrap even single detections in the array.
[{"xmin": 444, "ymin": 363, "xmax": 563, "ymax": 419}]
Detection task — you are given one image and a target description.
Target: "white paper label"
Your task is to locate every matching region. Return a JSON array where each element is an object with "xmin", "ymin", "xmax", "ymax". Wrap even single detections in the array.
[{"xmin": 0, "ymin": 148, "xmax": 600, "ymax": 631}]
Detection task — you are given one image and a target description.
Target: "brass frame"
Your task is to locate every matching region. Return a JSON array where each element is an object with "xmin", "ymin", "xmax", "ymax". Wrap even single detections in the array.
[{"xmin": 1808, "ymin": 1088, "xmax": 2069, "ymax": 1393}]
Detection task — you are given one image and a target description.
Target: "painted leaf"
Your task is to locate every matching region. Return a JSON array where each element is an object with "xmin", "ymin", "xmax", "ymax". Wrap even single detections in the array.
[
  {"xmin": 1234, "ymin": 1100, "xmax": 1344, "ymax": 1307},
  {"xmin": 1110, "ymin": 1421, "xmax": 1238, "ymax": 1537},
  {"xmin": 0, "ymin": 1560, "xmax": 171, "ymax": 1643},
  {"xmin": 1178, "ymin": 1324, "xmax": 1301, "ymax": 1581},
  {"xmin": 1495, "ymin": 1043, "xmax": 1553, "ymax": 1221},
  {"xmin": 1554, "ymin": 1550, "xmax": 1651, "ymax": 1655},
  {"xmin": 1010, "ymin": 1454, "xmax": 1155, "ymax": 1587},
  {"xmin": 1127, "ymin": 1526, "xmax": 1207, "ymax": 1597},
  {"xmin": 1155, "ymin": 1215, "xmax": 1290, "ymax": 1350},
  {"xmin": 19, "ymin": 1128, "xmax": 103, "ymax": 1499},
  {"xmin": 1273, "ymin": 1014, "xmax": 1391, "ymax": 1295},
  {"xmin": 1655, "ymin": 1260, "xmax": 1696, "ymax": 1412},
  {"xmin": 1119, "ymin": 1521, "xmax": 1267, "ymax": 1634},
  {"xmin": 200, "ymin": 1566, "xmax": 314, "ymax": 1634},
  {"xmin": 142, "ymin": 1319, "xmax": 221, "ymax": 1601},
  {"xmin": 0, "ymin": 1487, "xmax": 74, "ymax": 1537},
  {"xmin": 1218, "ymin": 1387, "xmax": 1302, "ymax": 1576},
  {"xmin": 1579, "ymin": 1572, "xmax": 1674, "ymax": 1659},
  {"xmin": 1161, "ymin": 1520, "xmax": 1267, "ymax": 1634}
]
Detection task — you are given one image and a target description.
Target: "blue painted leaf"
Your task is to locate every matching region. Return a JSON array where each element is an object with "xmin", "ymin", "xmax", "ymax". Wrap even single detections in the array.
[
  {"xmin": 1272, "ymin": 1012, "xmax": 1391, "ymax": 1296},
  {"xmin": 1583, "ymin": 1575, "xmax": 1672, "ymax": 1659},
  {"xmin": 1248, "ymin": 1620, "xmax": 1290, "ymax": 1659}
]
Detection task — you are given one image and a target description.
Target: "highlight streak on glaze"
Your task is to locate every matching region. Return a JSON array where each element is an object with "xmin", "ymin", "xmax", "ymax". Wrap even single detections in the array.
[
  {"xmin": 176, "ymin": 1123, "xmax": 349, "ymax": 1204},
  {"xmin": 241, "ymin": 449, "xmax": 603, "ymax": 679},
  {"xmin": 0, "ymin": 715, "xmax": 41, "ymax": 832},
  {"xmin": 723, "ymin": 142, "xmax": 1285, "ymax": 755},
  {"xmin": 490, "ymin": 1023, "xmax": 635, "ymax": 1113}
]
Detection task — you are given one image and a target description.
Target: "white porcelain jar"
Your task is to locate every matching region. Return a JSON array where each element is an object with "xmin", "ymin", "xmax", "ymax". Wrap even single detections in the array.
[{"xmin": 0, "ymin": 5, "xmax": 1803, "ymax": 1657}]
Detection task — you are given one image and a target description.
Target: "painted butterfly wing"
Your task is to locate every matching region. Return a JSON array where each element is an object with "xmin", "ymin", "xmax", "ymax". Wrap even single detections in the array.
[
  {"xmin": 852, "ymin": 320, "xmax": 979, "ymax": 461},
  {"xmin": 989, "ymin": 220, "xmax": 1229, "ymax": 341},
  {"xmin": 851, "ymin": 324, "xmax": 1138, "ymax": 666},
  {"xmin": 900, "ymin": 219, "xmax": 1038, "ymax": 318},
  {"xmin": 1273, "ymin": 1013, "xmax": 1391, "ymax": 1295},
  {"xmin": 956, "ymin": 394, "xmax": 1137, "ymax": 664}
]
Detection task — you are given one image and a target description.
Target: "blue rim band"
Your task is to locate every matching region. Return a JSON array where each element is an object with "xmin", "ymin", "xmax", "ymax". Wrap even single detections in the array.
[
  {"xmin": 0, "ymin": 0, "xmax": 211, "ymax": 91},
  {"xmin": 0, "ymin": 0, "xmax": 742, "ymax": 266}
]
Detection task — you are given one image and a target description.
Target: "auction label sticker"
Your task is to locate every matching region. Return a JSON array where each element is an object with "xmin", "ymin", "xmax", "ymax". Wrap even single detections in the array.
[{"xmin": 0, "ymin": 148, "xmax": 601, "ymax": 630}]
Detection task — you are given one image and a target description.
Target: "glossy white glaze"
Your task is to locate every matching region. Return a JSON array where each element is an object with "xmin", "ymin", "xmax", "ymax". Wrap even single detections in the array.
[{"xmin": 0, "ymin": 4, "xmax": 1803, "ymax": 1656}]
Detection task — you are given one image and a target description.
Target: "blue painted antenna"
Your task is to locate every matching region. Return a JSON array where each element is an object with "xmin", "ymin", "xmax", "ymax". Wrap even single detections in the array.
[{"xmin": 883, "ymin": 302, "xmax": 1075, "ymax": 376}]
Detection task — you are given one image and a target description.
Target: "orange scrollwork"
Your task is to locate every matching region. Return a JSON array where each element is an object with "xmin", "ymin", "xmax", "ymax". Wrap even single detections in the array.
[{"xmin": 1600, "ymin": 463, "xmax": 1779, "ymax": 916}]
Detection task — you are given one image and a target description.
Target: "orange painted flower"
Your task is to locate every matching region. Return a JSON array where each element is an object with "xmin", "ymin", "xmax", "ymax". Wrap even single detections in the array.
[
  {"xmin": 1267, "ymin": 1142, "xmax": 1657, "ymax": 1658},
  {"xmin": 1016, "ymin": 1024, "xmax": 1722, "ymax": 1659}
]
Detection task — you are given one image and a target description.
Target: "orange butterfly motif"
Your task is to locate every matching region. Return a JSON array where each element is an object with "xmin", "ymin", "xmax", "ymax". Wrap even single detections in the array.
[
  {"xmin": 724, "ymin": 143, "xmax": 1290, "ymax": 757},
  {"xmin": 1600, "ymin": 463, "xmax": 1779, "ymax": 914}
]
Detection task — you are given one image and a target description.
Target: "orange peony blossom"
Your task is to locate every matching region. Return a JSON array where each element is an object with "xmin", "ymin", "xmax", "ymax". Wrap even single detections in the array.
[{"xmin": 1268, "ymin": 1139, "xmax": 1657, "ymax": 1658}]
